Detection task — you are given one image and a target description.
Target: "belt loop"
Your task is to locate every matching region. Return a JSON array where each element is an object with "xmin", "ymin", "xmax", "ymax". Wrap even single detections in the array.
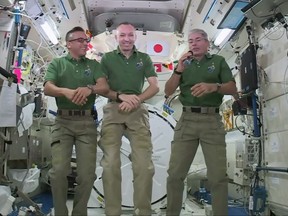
[{"xmin": 201, "ymin": 107, "xmax": 208, "ymax": 113}]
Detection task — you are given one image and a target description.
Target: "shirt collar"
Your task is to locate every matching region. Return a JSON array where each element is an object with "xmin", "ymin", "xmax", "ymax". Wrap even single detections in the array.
[
  {"xmin": 205, "ymin": 53, "xmax": 212, "ymax": 59},
  {"xmin": 191, "ymin": 53, "xmax": 212, "ymax": 62},
  {"xmin": 116, "ymin": 46, "xmax": 138, "ymax": 56},
  {"xmin": 66, "ymin": 53, "xmax": 86, "ymax": 61}
]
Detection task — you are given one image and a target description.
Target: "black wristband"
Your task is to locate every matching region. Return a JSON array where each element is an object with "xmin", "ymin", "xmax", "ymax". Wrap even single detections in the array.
[
  {"xmin": 116, "ymin": 92, "xmax": 122, "ymax": 103},
  {"xmin": 173, "ymin": 70, "xmax": 182, "ymax": 75}
]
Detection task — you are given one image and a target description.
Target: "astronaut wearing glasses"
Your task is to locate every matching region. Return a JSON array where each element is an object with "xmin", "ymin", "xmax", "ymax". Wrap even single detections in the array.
[{"xmin": 44, "ymin": 26, "xmax": 109, "ymax": 216}]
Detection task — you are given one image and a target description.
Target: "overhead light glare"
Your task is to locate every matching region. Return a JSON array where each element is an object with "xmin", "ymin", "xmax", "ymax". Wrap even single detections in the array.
[
  {"xmin": 40, "ymin": 21, "xmax": 59, "ymax": 45},
  {"xmin": 214, "ymin": 28, "xmax": 233, "ymax": 46}
]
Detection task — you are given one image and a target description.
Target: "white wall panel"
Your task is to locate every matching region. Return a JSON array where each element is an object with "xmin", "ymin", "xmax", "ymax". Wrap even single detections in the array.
[
  {"xmin": 263, "ymin": 94, "xmax": 288, "ymax": 134},
  {"xmin": 263, "ymin": 114, "xmax": 288, "ymax": 211},
  {"xmin": 257, "ymin": 27, "xmax": 288, "ymax": 69},
  {"xmin": 265, "ymin": 172, "xmax": 288, "ymax": 209},
  {"xmin": 260, "ymin": 57, "xmax": 288, "ymax": 102},
  {"xmin": 265, "ymin": 131, "xmax": 288, "ymax": 167},
  {"xmin": 257, "ymin": 24, "xmax": 288, "ymax": 213}
]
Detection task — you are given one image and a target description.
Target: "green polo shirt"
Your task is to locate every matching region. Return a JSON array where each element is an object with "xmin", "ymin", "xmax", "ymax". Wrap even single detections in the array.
[
  {"xmin": 179, "ymin": 53, "xmax": 234, "ymax": 107},
  {"xmin": 101, "ymin": 46, "xmax": 157, "ymax": 94},
  {"xmin": 44, "ymin": 53, "xmax": 105, "ymax": 109}
]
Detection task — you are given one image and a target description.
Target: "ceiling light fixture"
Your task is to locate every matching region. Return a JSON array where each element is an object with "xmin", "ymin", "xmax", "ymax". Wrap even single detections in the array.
[
  {"xmin": 39, "ymin": 21, "xmax": 59, "ymax": 45},
  {"xmin": 214, "ymin": 28, "xmax": 234, "ymax": 47}
]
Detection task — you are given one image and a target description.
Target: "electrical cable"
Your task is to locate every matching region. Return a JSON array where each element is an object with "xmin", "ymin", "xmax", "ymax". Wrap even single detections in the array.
[
  {"xmin": 251, "ymin": 8, "xmax": 274, "ymax": 19},
  {"xmin": 276, "ymin": 1, "xmax": 288, "ymax": 9},
  {"xmin": 4, "ymin": 9, "xmax": 56, "ymax": 91},
  {"xmin": 26, "ymin": 39, "xmax": 56, "ymax": 61},
  {"xmin": 0, "ymin": 4, "xmax": 15, "ymax": 11},
  {"xmin": 6, "ymin": 11, "xmax": 61, "ymax": 56},
  {"xmin": 163, "ymin": 93, "xmax": 179, "ymax": 116},
  {"xmin": 250, "ymin": 0, "xmax": 288, "ymax": 21},
  {"xmin": 235, "ymin": 115, "xmax": 257, "ymax": 137},
  {"xmin": 263, "ymin": 24, "xmax": 285, "ymax": 41},
  {"xmin": 167, "ymin": 93, "xmax": 179, "ymax": 107}
]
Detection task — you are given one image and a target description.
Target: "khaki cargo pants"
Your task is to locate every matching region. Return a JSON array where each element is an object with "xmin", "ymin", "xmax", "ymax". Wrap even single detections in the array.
[
  {"xmin": 99, "ymin": 103, "xmax": 155, "ymax": 216},
  {"xmin": 49, "ymin": 115, "xmax": 98, "ymax": 216},
  {"xmin": 166, "ymin": 111, "xmax": 228, "ymax": 216}
]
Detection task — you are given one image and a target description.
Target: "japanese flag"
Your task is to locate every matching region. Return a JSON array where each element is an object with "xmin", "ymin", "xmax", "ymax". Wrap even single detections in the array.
[{"xmin": 147, "ymin": 41, "xmax": 170, "ymax": 57}]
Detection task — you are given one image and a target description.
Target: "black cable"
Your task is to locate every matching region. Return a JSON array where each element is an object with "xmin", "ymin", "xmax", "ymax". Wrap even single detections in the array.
[
  {"xmin": 167, "ymin": 94, "xmax": 179, "ymax": 107},
  {"xmin": 264, "ymin": 27, "xmax": 285, "ymax": 41},
  {"xmin": 235, "ymin": 115, "xmax": 257, "ymax": 137}
]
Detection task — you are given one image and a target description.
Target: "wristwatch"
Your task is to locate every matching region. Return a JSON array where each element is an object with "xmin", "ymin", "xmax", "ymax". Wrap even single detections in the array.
[
  {"xmin": 116, "ymin": 92, "xmax": 123, "ymax": 102},
  {"xmin": 173, "ymin": 70, "xmax": 182, "ymax": 75},
  {"xmin": 216, "ymin": 83, "xmax": 222, "ymax": 92}
]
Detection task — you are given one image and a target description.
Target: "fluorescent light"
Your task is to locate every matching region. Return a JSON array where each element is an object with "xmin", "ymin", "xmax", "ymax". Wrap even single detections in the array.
[
  {"xmin": 214, "ymin": 29, "xmax": 234, "ymax": 46},
  {"xmin": 40, "ymin": 21, "xmax": 59, "ymax": 45}
]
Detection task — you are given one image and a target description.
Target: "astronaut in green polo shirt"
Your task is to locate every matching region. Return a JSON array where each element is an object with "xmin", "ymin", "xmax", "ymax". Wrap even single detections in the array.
[
  {"xmin": 99, "ymin": 22, "xmax": 159, "ymax": 216},
  {"xmin": 165, "ymin": 29, "xmax": 237, "ymax": 216},
  {"xmin": 44, "ymin": 26, "xmax": 109, "ymax": 216}
]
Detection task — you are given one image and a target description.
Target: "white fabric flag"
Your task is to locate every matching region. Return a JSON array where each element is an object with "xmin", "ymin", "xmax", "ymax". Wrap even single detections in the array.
[
  {"xmin": 147, "ymin": 41, "xmax": 170, "ymax": 57},
  {"xmin": 0, "ymin": 80, "xmax": 17, "ymax": 127}
]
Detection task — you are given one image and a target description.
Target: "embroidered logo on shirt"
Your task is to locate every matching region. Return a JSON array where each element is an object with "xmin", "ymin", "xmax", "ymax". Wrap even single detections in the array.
[
  {"xmin": 84, "ymin": 67, "xmax": 91, "ymax": 76},
  {"xmin": 136, "ymin": 59, "xmax": 143, "ymax": 70},
  {"xmin": 207, "ymin": 62, "xmax": 215, "ymax": 73}
]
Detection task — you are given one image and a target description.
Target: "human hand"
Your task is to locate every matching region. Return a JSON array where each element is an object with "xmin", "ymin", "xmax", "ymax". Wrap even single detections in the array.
[
  {"xmin": 63, "ymin": 89, "xmax": 77, "ymax": 101},
  {"xmin": 191, "ymin": 83, "xmax": 217, "ymax": 97},
  {"xmin": 118, "ymin": 101, "xmax": 135, "ymax": 112},
  {"xmin": 118, "ymin": 94, "xmax": 141, "ymax": 108},
  {"xmin": 71, "ymin": 87, "xmax": 91, "ymax": 105},
  {"xmin": 177, "ymin": 51, "xmax": 193, "ymax": 71}
]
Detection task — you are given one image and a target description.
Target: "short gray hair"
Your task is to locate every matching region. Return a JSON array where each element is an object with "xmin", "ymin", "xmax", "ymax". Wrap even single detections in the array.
[{"xmin": 189, "ymin": 29, "xmax": 208, "ymax": 40}]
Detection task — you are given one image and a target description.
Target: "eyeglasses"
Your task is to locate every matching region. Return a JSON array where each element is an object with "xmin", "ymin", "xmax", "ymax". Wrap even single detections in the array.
[{"xmin": 68, "ymin": 37, "xmax": 91, "ymax": 43}]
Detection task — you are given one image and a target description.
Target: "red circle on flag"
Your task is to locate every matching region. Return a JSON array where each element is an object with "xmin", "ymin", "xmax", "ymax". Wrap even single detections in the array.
[{"xmin": 154, "ymin": 44, "xmax": 163, "ymax": 53}]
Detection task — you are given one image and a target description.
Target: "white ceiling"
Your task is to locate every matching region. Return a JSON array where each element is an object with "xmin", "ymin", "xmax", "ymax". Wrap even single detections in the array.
[
  {"xmin": 84, "ymin": 0, "xmax": 249, "ymax": 42},
  {"xmin": 84, "ymin": 0, "xmax": 249, "ymax": 56},
  {"xmin": 85, "ymin": 0, "xmax": 186, "ymax": 34},
  {"xmin": 18, "ymin": 0, "xmax": 250, "ymax": 60}
]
